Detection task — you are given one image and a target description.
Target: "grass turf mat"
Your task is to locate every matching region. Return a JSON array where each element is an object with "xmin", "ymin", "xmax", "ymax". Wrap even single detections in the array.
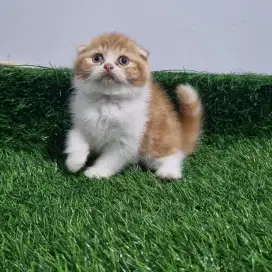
[{"xmin": 0, "ymin": 66, "xmax": 272, "ymax": 271}]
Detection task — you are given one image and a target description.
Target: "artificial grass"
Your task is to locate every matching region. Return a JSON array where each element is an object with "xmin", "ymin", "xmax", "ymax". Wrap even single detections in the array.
[{"xmin": 0, "ymin": 66, "xmax": 272, "ymax": 271}]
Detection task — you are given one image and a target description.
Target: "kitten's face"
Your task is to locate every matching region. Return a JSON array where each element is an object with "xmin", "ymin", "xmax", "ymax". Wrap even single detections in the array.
[{"xmin": 74, "ymin": 33, "xmax": 151, "ymax": 90}]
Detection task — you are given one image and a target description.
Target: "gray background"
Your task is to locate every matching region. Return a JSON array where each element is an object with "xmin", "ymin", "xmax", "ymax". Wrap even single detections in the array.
[{"xmin": 0, "ymin": 0, "xmax": 271, "ymax": 73}]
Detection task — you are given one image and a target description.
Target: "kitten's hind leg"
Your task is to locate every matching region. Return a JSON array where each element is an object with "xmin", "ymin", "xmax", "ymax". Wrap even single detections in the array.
[
  {"xmin": 145, "ymin": 151, "xmax": 185, "ymax": 180},
  {"xmin": 65, "ymin": 128, "xmax": 90, "ymax": 173}
]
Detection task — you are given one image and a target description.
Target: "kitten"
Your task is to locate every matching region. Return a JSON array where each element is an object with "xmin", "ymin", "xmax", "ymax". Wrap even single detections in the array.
[{"xmin": 65, "ymin": 32, "xmax": 202, "ymax": 180}]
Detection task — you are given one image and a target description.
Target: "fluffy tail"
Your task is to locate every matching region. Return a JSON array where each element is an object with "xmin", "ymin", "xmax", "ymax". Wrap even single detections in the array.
[{"xmin": 176, "ymin": 84, "xmax": 203, "ymax": 155}]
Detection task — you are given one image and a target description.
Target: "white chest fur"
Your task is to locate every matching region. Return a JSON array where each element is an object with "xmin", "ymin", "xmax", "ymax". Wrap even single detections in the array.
[{"xmin": 70, "ymin": 83, "xmax": 150, "ymax": 153}]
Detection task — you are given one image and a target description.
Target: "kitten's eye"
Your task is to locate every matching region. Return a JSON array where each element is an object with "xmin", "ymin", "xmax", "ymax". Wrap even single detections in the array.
[
  {"xmin": 118, "ymin": 56, "xmax": 129, "ymax": 66},
  {"xmin": 92, "ymin": 54, "xmax": 104, "ymax": 63}
]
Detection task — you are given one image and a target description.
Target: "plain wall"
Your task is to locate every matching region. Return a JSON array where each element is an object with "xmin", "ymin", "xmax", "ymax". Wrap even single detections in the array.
[{"xmin": 0, "ymin": 0, "xmax": 271, "ymax": 73}]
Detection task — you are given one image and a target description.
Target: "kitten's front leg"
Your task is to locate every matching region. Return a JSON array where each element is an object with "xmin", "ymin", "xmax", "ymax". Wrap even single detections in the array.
[
  {"xmin": 65, "ymin": 128, "xmax": 90, "ymax": 173},
  {"xmin": 84, "ymin": 142, "xmax": 137, "ymax": 179}
]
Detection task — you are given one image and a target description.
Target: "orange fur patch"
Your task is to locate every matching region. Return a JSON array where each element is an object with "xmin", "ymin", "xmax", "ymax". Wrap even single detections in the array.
[
  {"xmin": 140, "ymin": 82, "xmax": 182, "ymax": 158},
  {"xmin": 141, "ymin": 82, "xmax": 203, "ymax": 157}
]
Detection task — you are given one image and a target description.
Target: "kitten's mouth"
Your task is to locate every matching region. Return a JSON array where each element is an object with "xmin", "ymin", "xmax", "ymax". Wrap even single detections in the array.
[
  {"xmin": 103, "ymin": 73, "xmax": 115, "ymax": 80},
  {"xmin": 97, "ymin": 72, "xmax": 121, "ymax": 85}
]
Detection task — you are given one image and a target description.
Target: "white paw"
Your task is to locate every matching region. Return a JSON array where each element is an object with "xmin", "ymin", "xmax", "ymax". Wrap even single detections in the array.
[
  {"xmin": 66, "ymin": 152, "xmax": 87, "ymax": 173},
  {"xmin": 84, "ymin": 166, "xmax": 113, "ymax": 179},
  {"xmin": 155, "ymin": 167, "xmax": 182, "ymax": 180}
]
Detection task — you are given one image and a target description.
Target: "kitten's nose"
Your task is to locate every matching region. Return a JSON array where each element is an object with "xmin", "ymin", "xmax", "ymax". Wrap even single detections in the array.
[{"xmin": 104, "ymin": 63, "xmax": 114, "ymax": 72}]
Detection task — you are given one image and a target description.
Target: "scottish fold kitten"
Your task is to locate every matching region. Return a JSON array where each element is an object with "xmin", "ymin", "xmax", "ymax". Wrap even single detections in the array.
[{"xmin": 65, "ymin": 32, "xmax": 202, "ymax": 179}]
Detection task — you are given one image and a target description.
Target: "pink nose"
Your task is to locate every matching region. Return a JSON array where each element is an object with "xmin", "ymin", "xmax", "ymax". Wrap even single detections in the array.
[{"xmin": 104, "ymin": 63, "xmax": 114, "ymax": 72}]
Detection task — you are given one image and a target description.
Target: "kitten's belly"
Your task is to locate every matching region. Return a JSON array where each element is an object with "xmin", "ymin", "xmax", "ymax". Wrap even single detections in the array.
[
  {"xmin": 77, "ymin": 106, "xmax": 138, "ymax": 152},
  {"xmin": 87, "ymin": 118, "xmax": 122, "ymax": 150}
]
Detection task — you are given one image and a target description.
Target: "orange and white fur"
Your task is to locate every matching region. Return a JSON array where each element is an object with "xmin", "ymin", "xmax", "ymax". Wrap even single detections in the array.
[{"xmin": 65, "ymin": 32, "xmax": 202, "ymax": 179}]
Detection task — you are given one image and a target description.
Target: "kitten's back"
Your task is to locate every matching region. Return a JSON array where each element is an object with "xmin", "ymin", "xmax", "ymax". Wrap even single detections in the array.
[{"xmin": 140, "ymin": 82, "xmax": 202, "ymax": 157}]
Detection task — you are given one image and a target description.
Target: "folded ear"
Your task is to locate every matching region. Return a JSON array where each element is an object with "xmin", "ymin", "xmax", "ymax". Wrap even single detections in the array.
[
  {"xmin": 138, "ymin": 46, "xmax": 150, "ymax": 60},
  {"xmin": 77, "ymin": 44, "xmax": 88, "ymax": 54}
]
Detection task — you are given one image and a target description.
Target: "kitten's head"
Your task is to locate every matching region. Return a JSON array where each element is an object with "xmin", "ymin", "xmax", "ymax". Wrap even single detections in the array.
[{"xmin": 74, "ymin": 32, "xmax": 151, "ymax": 90}]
